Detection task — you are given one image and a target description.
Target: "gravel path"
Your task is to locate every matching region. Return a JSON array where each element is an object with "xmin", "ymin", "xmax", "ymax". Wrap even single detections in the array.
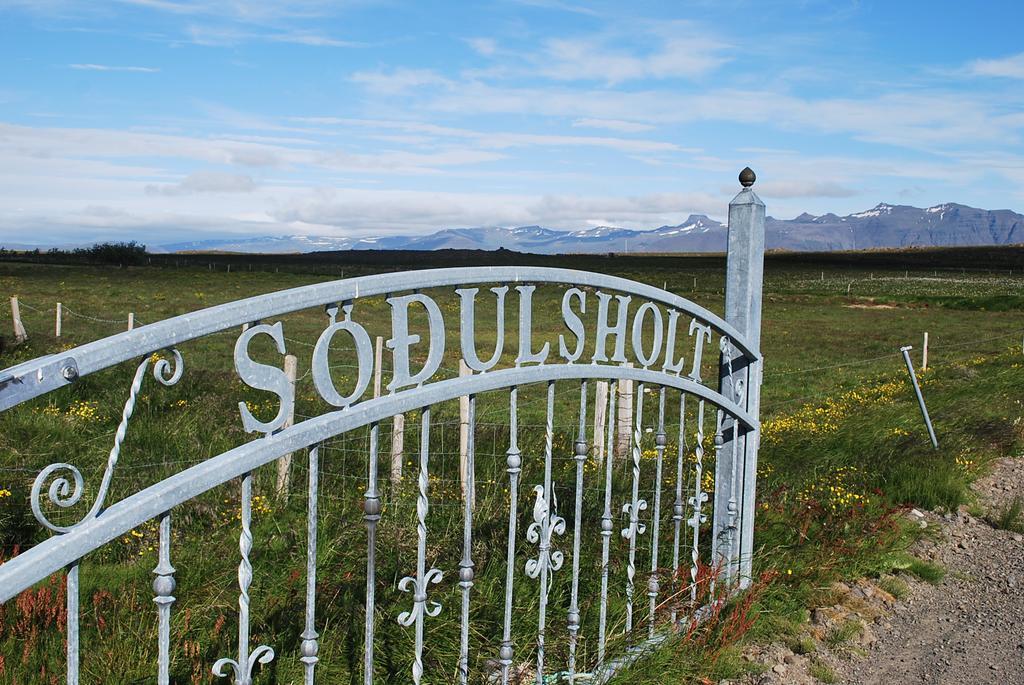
[
  {"xmin": 843, "ymin": 456, "xmax": 1024, "ymax": 684},
  {"xmin": 729, "ymin": 455, "xmax": 1024, "ymax": 685}
]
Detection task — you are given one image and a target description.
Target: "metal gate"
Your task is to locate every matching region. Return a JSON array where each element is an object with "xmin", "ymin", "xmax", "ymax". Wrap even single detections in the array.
[{"xmin": 0, "ymin": 171, "xmax": 765, "ymax": 684}]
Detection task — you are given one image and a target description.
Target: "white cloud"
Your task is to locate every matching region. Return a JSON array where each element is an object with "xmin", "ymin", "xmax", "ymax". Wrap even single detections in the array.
[
  {"xmin": 967, "ymin": 52, "xmax": 1024, "ymax": 79},
  {"xmin": 571, "ymin": 118, "xmax": 654, "ymax": 133},
  {"xmin": 466, "ymin": 37, "xmax": 497, "ymax": 56},
  {"xmin": 145, "ymin": 171, "xmax": 258, "ymax": 195},
  {"xmin": 350, "ymin": 68, "xmax": 454, "ymax": 95},
  {"xmin": 751, "ymin": 180, "xmax": 858, "ymax": 199},
  {"xmin": 270, "ymin": 187, "xmax": 724, "ymax": 233},
  {"xmin": 69, "ymin": 63, "xmax": 159, "ymax": 72},
  {"xmin": 536, "ymin": 34, "xmax": 730, "ymax": 83}
]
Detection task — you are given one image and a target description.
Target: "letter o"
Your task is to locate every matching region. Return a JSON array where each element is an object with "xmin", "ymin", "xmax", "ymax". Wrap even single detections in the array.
[
  {"xmin": 312, "ymin": 319, "xmax": 373, "ymax": 407},
  {"xmin": 631, "ymin": 302, "xmax": 664, "ymax": 368}
]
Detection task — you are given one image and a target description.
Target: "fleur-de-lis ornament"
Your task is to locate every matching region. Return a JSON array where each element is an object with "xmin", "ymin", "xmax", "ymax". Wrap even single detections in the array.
[
  {"xmin": 396, "ymin": 568, "xmax": 444, "ymax": 626},
  {"xmin": 525, "ymin": 485, "xmax": 566, "ymax": 579}
]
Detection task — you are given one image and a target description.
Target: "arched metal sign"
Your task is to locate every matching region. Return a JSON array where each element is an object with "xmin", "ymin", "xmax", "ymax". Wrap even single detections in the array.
[{"xmin": 0, "ymin": 173, "xmax": 765, "ymax": 685}]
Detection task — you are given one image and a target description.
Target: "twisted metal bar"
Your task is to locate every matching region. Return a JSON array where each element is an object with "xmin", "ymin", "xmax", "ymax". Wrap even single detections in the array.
[
  {"xmin": 711, "ymin": 410, "xmax": 726, "ymax": 595},
  {"xmin": 688, "ymin": 401, "xmax": 708, "ymax": 604},
  {"xmin": 153, "ymin": 512, "xmax": 175, "ymax": 685},
  {"xmin": 302, "ymin": 446, "xmax": 321, "ymax": 685},
  {"xmin": 647, "ymin": 387, "xmax": 667, "ymax": 638},
  {"xmin": 567, "ymin": 380, "xmax": 588, "ymax": 678},
  {"xmin": 499, "ymin": 388, "xmax": 521, "ymax": 685},
  {"xmin": 670, "ymin": 394, "xmax": 687, "ymax": 625},
  {"xmin": 622, "ymin": 383, "xmax": 647, "ymax": 636},
  {"xmin": 526, "ymin": 382, "xmax": 566, "ymax": 683},
  {"xmin": 31, "ymin": 350, "xmax": 183, "ymax": 534},
  {"xmin": 213, "ymin": 472, "xmax": 275, "ymax": 685},
  {"xmin": 458, "ymin": 396, "xmax": 476, "ymax": 685},
  {"xmin": 397, "ymin": 407, "xmax": 442, "ymax": 685}
]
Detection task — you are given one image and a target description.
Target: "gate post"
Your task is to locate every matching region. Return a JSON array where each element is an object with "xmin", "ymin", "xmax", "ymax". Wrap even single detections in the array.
[{"xmin": 712, "ymin": 167, "xmax": 764, "ymax": 589}]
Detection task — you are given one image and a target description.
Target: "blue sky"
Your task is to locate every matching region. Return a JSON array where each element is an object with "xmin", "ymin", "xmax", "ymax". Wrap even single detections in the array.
[{"xmin": 1, "ymin": 0, "xmax": 1023, "ymax": 246}]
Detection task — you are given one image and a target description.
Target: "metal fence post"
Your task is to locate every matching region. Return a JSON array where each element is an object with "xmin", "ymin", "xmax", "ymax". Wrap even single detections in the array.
[
  {"xmin": 713, "ymin": 167, "xmax": 765, "ymax": 588},
  {"xmin": 901, "ymin": 345, "xmax": 938, "ymax": 449}
]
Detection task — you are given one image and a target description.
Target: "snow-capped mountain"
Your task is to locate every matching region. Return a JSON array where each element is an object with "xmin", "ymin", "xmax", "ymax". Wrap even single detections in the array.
[{"xmin": 157, "ymin": 203, "xmax": 1024, "ymax": 254}]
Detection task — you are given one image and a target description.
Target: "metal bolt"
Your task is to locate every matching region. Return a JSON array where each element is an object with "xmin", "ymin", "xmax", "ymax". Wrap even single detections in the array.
[{"xmin": 61, "ymin": 364, "xmax": 78, "ymax": 382}]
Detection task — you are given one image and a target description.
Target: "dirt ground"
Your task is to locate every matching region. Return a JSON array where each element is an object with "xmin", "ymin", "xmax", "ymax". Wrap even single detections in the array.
[{"xmin": 729, "ymin": 455, "xmax": 1024, "ymax": 685}]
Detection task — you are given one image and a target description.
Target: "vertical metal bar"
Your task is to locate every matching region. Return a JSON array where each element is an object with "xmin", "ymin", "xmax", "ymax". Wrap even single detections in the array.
[
  {"xmin": 238, "ymin": 473, "xmax": 254, "ymax": 677},
  {"xmin": 647, "ymin": 387, "xmax": 666, "ymax": 638},
  {"xmin": 738, "ymin": 359, "xmax": 761, "ymax": 587},
  {"xmin": 364, "ymin": 428, "xmax": 380, "ymax": 685},
  {"xmin": 411, "ymin": 409, "xmax": 434, "ymax": 684},
  {"xmin": 500, "ymin": 388, "xmax": 521, "ymax": 685},
  {"xmin": 710, "ymin": 412, "xmax": 725, "ymax": 595},
  {"xmin": 67, "ymin": 561, "xmax": 79, "ymax": 685},
  {"xmin": 303, "ymin": 446, "xmax": 321, "ymax": 684},
  {"xmin": 153, "ymin": 512, "xmax": 176, "ymax": 685},
  {"xmin": 213, "ymin": 472, "xmax": 274, "ymax": 683},
  {"xmin": 597, "ymin": 381, "xmax": 617, "ymax": 665},
  {"xmin": 623, "ymin": 383, "xmax": 647, "ymax": 637},
  {"xmin": 901, "ymin": 346, "xmax": 939, "ymax": 448},
  {"xmin": 530, "ymin": 381, "xmax": 562, "ymax": 683},
  {"xmin": 670, "ymin": 394, "xmax": 686, "ymax": 624},
  {"xmin": 689, "ymin": 401, "xmax": 708, "ymax": 604},
  {"xmin": 458, "ymin": 397, "xmax": 476, "ymax": 685},
  {"xmin": 567, "ymin": 380, "xmax": 588, "ymax": 678}
]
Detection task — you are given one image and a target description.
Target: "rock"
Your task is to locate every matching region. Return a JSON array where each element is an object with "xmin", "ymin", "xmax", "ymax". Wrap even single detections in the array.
[
  {"xmin": 1012, "ymin": 534, "xmax": 1023, "ymax": 543},
  {"xmin": 772, "ymin": 664, "xmax": 786, "ymax": 675},
  {"xmin": 856, "ymin": 623, "xmax": 878, "ymax": 648}
]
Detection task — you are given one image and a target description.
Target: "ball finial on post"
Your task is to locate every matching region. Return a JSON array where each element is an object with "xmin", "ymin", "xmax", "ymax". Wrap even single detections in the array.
[{"xmin": 739, "ymin": 167, "xmax": 756, "ymax": 188}]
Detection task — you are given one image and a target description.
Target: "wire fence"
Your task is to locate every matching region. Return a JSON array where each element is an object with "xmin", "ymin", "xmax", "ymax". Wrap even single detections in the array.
[{"xmin": 4, "ymin": 294, "xmax": 1022, "ymax": 427}]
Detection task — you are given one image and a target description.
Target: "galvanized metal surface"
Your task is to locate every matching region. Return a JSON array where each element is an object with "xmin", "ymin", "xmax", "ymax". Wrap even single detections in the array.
[
  {"xmin": 0, "ymin": 267, "xmax": 758, "ymax": 412},
  {"xmin": 901, "ymin": 345, "xmax": 939, "ymax": 448},
  {"xmin": 0, "ymin": 174, "xmax": 767, "ymax": 683}
]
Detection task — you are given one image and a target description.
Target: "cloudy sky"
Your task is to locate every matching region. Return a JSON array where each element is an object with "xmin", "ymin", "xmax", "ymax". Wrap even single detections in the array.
[{"xmin": 1, "ymin": 0, "xmax": 1022, "ymax": 246}]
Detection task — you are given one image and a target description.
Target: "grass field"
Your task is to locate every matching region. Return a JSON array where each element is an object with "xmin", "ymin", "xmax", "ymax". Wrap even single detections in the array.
[{"xmin": 0, "ymin": 248, "xmax": 1022, "ymax": 684}]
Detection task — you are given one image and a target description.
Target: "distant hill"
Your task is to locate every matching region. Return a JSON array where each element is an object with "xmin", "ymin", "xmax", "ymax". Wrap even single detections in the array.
[{"xmin": 157, "ymin": 202, "xmax": 1024, "ymax": 255}]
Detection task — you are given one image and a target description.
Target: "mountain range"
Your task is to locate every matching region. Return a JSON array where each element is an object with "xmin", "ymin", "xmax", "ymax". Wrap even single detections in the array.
[{"xmin": 158, "ymin": 202, "xmax": 1024, "ymax": 255}]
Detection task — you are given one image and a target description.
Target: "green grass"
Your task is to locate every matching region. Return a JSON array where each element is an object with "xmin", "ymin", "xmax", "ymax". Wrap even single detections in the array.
[
  {"xmin": 906, "ymin": 559, "xmax": 946, "ymax": 585},
  {"xmin": 989, "ymin": 496, "xmax": 1024, "ymax": 534},
  {"xmin": 0, "ymin": 251, "xmax": 1022, "ymax": 684},
  {"xmin": 876, "ymin": 575, "xmax": 909, "ymax": 600},
  {"xmin": 823, "ymin": 621, "xmax": 861, "ymax": 648},
  {"xmin": 809, "ymin": 659, "xmax": 838, "ymax": 683}
]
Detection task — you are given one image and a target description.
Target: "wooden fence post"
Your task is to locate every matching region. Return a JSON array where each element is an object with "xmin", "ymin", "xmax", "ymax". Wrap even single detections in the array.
[
  {"xmin": 275, "ymin": 354, "xmax": 298, "ymax": 501},
  {"xmin": 391, "ymin": 415, "xmax": 404, "ymax": 486},
  {"xmin": 386, "ymin": 333, "xmax": 404, "ymax": 486},
  {"xmin": 128, "ymin": 312, "xmax": 135, "ymax": 331},
  {"xmin": 373, "ymin": 336, "xmax": 383, "ymax": 399},
  {"xmin": 459, "ymin": 360, "xmax": 471, "ymax": 502},
  {"xmin": 10, "ymin": 296, "xmax": 27, "ymax": 343},
  {"xmin": 922, "ymin": 332, "xmax": 929, "ymax": 371},
  {"xmin": 593, "ymin": 380, "xmax": 609, "ymax": 464},
  {"xmin": 616, "ymin": 363, "xmax": 634, "ymax": 459},
  {"xmin": 55, "ymin": 302, "xmax": 62, "ymax": 338}
]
